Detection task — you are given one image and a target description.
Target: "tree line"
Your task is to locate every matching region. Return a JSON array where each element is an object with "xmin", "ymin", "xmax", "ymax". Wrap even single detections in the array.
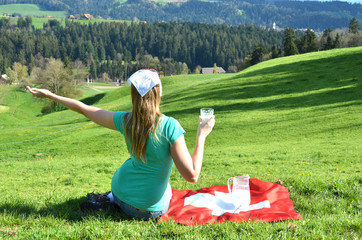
[
  {"xmin": 0, "ymin": 18, "xmax": 284, "ymax": 79},
  {"xmin": 245, "ymin": 17, "xmax": 362, "ymax": 68}
]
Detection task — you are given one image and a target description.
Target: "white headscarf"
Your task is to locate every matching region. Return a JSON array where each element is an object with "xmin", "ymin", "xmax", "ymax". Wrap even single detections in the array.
[{"xmin": 127, "ymin": 69, "xmax": 162, "ymax": 97}]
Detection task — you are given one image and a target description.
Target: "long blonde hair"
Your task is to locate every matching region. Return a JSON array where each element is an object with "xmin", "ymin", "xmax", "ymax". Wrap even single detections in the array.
[{"xmin": 123, "ymin": 83, "xmax": 161, "ymax": 162}]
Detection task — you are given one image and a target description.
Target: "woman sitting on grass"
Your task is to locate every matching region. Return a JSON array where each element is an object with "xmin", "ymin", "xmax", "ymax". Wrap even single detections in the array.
[{"xmin": 27, "ymin": 69, "xmax": 215, "ymax": 220}]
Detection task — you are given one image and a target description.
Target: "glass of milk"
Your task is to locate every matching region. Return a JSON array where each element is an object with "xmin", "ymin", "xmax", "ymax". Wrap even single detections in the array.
[
  {"xmin": 227, "ymin": 175, "xmax": 251, "ymax": 209},
  {"xmin": 200, "ymin": 108, "xmax": 214, "ymax": 123}
]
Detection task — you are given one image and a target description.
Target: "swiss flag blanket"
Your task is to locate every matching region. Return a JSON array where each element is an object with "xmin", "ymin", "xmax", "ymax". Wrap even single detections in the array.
[{"xmin": 159, "ymin": 178, "xmax": 302, "ymax": 226}]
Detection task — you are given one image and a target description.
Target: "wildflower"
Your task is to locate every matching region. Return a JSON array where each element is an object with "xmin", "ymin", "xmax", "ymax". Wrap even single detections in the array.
[
  {"xmin": 62, "ymin": 174, "xmax": 66, "ymax": 178},
  {"xmin": 336, "ymin": 168, "xmax": 339, "ymax": 171}
]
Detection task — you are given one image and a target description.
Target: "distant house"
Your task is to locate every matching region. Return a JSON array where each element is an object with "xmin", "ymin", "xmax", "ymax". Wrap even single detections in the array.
[
  {"xmin": 69, "ymin": 15, "xmax": 75, "ymax": 20},
  {"xmin": 3, "ymin": 13, "xmax": 11, "ymax": 17},
  {"xmin": 81, "ymin": 14, "xmax": 94, "ymax": 20},
  {"xmin": 201, "ymin": 67, "xmax": 226, "ymax": 74},
  {"xmin": 0, "ymin": 74, "xmax": 9, "ymax": 85},
  {"xmin": 44, "ymin": 16, "xmax": 54, "ymax": 19}
]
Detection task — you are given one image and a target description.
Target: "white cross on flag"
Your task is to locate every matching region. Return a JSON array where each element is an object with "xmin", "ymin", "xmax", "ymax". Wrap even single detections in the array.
[{"xmin": 159, "ymin": 178, "xmax": 302, "ymax": 226}]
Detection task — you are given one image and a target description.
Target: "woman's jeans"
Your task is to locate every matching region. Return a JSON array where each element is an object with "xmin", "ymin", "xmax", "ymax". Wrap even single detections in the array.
[{"xmin": 112, "ymin": 192, "xmax": 168, "ymax": 220}]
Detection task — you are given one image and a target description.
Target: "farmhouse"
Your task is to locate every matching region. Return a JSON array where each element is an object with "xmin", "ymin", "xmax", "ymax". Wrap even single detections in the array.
[
  {"xmin": 201, "ymin": 67, "xmax": 226, "ymax": 74},
  {"xmin": 81, "ymin": 14, "xmax": 94, "ymax": 20}
]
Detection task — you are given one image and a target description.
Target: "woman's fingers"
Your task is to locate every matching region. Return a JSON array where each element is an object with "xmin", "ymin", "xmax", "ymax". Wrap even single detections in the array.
[{"xmin": 27, "ymin": 86, "xmax": 47, "ymax": 98}]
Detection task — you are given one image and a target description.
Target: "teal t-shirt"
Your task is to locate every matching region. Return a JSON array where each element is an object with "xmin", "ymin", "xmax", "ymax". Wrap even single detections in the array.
[{"xmin": 111, "ymin": 111, "xmax": 185, "ymax": 211}]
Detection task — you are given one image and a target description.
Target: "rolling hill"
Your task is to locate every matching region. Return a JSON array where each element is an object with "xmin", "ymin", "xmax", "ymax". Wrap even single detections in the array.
[{"xmin": 0, "ymin": 47, "xmax": 361, "ymax": 238}]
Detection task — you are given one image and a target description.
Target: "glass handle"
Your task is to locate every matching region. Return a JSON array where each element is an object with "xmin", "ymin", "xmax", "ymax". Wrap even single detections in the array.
[{"xmin": 227, "ymin": 177, "xmax": 233, "ymax": 193}]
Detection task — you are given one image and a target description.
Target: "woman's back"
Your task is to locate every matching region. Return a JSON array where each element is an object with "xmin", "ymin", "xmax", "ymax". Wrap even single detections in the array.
[{"xmin": 111, "ymin": 112, "xmax": 185, "ymax": 211}]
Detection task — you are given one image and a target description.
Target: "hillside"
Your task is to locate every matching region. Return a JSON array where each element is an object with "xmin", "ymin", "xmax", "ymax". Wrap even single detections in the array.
[
  {"xmin": 0, "ymin": 0, "xmax": 361, "ymax": 29},
  {"xmin": 0, "ymin": 47, "xmax": 361, "ymax": 238}
]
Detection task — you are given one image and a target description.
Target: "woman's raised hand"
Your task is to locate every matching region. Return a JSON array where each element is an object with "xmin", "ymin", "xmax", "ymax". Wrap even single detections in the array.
[
  {"xmin": 197, "ymin": 115, "xmax": 215, "ymax": 138},
  {"xmin": 27, "ymin": 86, "xmax": 53, "ymax": 98}
]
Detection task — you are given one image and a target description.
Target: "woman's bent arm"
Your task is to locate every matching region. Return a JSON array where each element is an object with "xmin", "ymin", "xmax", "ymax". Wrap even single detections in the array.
[
  {"xmin": 171, "ymin": 116, "xmax": 215, "ymax": 183},
  {"xmin": 27, "ymin": 87, "xmax": 116, "ymax": 130}
]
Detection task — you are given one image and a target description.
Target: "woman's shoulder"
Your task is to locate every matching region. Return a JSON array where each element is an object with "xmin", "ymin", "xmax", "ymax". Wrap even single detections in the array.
[
  {"xmin": 160, "ymin": 114, "xmax": 178, "ymax": 126},
  {"xmin": 159, "ymin": 114, "xmax": 185, "ymax": 142},
  {"xmin": 159, "ymin": 114, "xmax": 184, "ymax": 131},
  {"xmin": 113, "ymin": 111, "xmax": 130, "ymax": 132}
]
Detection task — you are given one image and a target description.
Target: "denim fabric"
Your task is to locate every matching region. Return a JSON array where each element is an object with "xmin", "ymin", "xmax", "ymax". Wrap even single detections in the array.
[{"xmin": 113, "ymin": 192, "xmax": 168, "ymax": 220}]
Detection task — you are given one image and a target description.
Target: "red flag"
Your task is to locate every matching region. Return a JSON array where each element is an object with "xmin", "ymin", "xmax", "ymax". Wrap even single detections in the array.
[{"xmin": 159, "ymin": 178, "xmax": 302, "ymax": 226}]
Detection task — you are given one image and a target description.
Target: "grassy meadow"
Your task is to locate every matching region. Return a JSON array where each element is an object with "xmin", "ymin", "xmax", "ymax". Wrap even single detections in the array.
[
  {"xmin": 0, "ymin": 4, "xmax": 132, "ymax": 29},
  {"xmin": 0, "ymin": 4, "xmax": 67, "ymax": 18},
  {"xmin": 0, "ymin": 47, "xmax": 361, "ymax": 239}
]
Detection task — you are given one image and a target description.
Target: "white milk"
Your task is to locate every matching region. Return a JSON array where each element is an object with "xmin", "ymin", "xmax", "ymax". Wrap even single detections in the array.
[
  {"xmin": 201, "ymin": 116, "xmax": 211, "ymax": 123},
  {"xmin": 232, "ymin": 188, "xmax": 251, "ymax": 208}
]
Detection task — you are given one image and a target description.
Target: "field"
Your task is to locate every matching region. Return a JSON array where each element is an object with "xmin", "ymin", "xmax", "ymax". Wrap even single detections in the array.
[
  {"xmin": 0, "ymin": 47, "xmax": 361, "ymax": 239},
  {"xmin": 0, "ymin": 4, "xmax": 67, "ymax": 18},
  {"xmin": 0, "ymin": 4, "xmax": 132, "ymax": 29}
]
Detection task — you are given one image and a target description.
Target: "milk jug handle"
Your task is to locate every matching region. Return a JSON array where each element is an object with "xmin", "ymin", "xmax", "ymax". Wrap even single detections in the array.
[{"xmin": 227, "ymin": 177, "xmax": 233, "ymax": 193}]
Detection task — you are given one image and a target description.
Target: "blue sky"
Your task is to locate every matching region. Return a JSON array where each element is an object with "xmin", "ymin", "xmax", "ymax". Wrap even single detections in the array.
[
  {"xmin": 336, "ymin": 0, "xmax": 361, "ymax": 3},
  {"xmin": 315, "ymin": 0, "xmax": 362, "ymax": 3}
]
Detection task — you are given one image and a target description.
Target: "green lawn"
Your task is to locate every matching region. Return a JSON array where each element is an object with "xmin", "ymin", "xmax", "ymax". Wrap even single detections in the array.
[
  {"xmin": 0, "ymin": 4, "xmax": 67, "ymax": 18},
  {"xmin": 0, "ymin": 47, "xmax": 361, "ymax": 239}
]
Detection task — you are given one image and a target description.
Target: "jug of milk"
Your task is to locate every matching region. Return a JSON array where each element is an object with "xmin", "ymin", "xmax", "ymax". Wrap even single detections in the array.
[{"xmin": 227, "ymin": 175, "xmax": 251, "ymax": 209}]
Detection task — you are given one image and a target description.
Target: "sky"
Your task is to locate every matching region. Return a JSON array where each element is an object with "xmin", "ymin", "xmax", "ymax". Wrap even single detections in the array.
[{"xmin": 313, "ymin": 0, "xmax": 362, "ymax": 3}]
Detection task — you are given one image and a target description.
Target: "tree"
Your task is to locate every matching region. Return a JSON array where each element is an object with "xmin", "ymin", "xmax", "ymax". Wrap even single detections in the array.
[
  {"xmin": 333, "ymin": 33, "xmax": 341, "ymax": 48},
  {"xmin": 194, "ymin": 65, "xmax": 202, "ymax": 74},
  {"xmin": 64, "ymin": 56, "xmax": 72, "ymax": 74},
  {"xmin": 181, "ymin": 62, "xmax": 189, "ymax": 75},
  {"xmin": 250, "ymin": 46, "xmax": 265, "ymax": 65},
  {"xmin": 322, "ymin": 28, "xmax": 334, "ymax": 50},
  {"xmin": 90, "ymin": 61, "xmax": 97, "ymax": 80},
  {"xmin": 213, "ymin": 63, "xmax": 218, "ymax": 74},
  {"xmin": 283, "ymin": 27, "xmax": 299, "ymax": 56},
  {"xmin": 5, "ymin": 67, "xmax": 16, "ymax": 85},
  {"xmin": 348, "ymin": 17, "xmax": 360, "ymax": 34},
  {"xmin": 100, "ymin": 72, "xmax": 111, "ymax": 83},
  {"xmin": 271, "ymin": 46, "xmax": 279, "ymax": 59},
  {"xmin": 72, "ymin": 59, "xmax": 89, "ymax": 84},
  {"xmin": 25, "ymin": 16, "xmax": 32, "ymax": 29},
  {"xmin": 299, "ymin": 28, "xmax": 318, "ymax": 53},
  {"xmin": 32, "ymin": 58, "xmax": 81, "ymax": 113},
  {"xmin": 5, "ymin": 62, "xmax": 29, "ymax": 87},
  {"xmin": 227, "ymin": 65, "xmax": 238, "ymax": 73},
  {"xmin": 34, "ymin": 58, "xmax": 80, "ymax": 98}
]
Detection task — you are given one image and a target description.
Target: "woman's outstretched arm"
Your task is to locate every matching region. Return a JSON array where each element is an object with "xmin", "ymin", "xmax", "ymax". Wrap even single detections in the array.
[
  {"xmin": 171, "ymin": 116, "xmax": 215, "ymax": 183},
  {"xmin": 27, "ymin": 86, "xmax": 116, "ymax": 130}
]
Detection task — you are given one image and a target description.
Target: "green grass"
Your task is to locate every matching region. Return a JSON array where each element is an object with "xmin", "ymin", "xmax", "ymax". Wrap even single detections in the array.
[
  {"xmin": 0, "ymin": 4, "xmax": 67, "ymax": 18},
  {"xmin": 0, "ymin": 47, "xmax": 361, "ymax": 239}
]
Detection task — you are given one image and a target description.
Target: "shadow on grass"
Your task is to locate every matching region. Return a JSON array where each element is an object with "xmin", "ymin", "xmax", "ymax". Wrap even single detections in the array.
[
  {"xmin": 41, "ymin": 93, "xmax": 107, "ymax": 115},
  {"xmin": 0, "ymin": 197, "xmax": 132, "ymax": 223},
  {"xmin": 163, "ymin": 51, "xmax": 362, "ymax": 116}
]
